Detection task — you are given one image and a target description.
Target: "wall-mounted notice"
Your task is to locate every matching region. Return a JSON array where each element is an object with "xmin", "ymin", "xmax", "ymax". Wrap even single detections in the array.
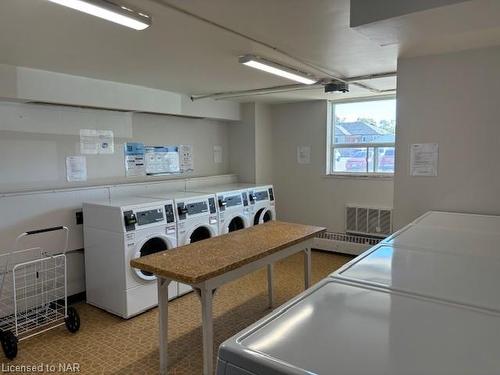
[
  {"xmin": 180, "ymin": 144, "xmax": 194, "ymax": 172},
  {"xmin": 80, "ymin": 129, "xmax": 99, "ymax": 154},
  {"xmin": 410, "ymin": 143, "xmax": 438, "ymax": 176},
  {"xmin": 66, "ymin": 156, "xmax": 87, "ymax": 182},
  {"xmin": 80, "ymin": 129, "xmax": 114, "ymax": 154},
  {"xmin": 124, "ymin": 142, "xmax": 146, "ymax": 177},
  {"xmin": 297, "ymin": 145, "xmax": 311, "ymax": 165},
  {"xmin": 97, "ymin": 130, "xmax": 114, "ymax": 154},
  {"xmin": 145, "ymin": 146, "xmax": 180, "ymax": 175},
  {"xmin": 213, "ymin": 145, "xmax": 223, "ymax": 164}
]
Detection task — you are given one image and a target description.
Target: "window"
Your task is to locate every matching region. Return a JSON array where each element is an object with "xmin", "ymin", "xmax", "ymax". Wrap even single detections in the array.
[{"xmin": 328, "ymin": 97, "xmax": 396, "ymax": 175}]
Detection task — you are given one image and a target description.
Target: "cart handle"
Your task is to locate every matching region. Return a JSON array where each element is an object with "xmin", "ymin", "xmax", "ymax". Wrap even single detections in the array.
[{"xmin": 25, "ymin": 226, "xmax": 65, "ymax": 236}]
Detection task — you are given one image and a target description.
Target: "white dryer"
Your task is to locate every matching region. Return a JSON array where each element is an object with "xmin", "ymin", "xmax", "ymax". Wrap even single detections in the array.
[
  {"xmin": 187, "ymin": 184, "xmax": 251, "ymax": 234},
  {"xmin": 141, "ymin": 191, "xmax": 219, "ymax": 295},
  {"xmin": 83, "ymin": 197, "xmax": 178, "ymax": 319}
]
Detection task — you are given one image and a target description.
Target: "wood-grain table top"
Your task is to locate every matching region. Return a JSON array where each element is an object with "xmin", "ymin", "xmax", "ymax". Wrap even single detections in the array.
[{"xmin": 130, "ymin": 221, "xmax": 325, "ymax": 284}]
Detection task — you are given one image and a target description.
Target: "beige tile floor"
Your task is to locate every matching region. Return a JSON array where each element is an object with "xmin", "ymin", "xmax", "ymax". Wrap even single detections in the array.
[{"xmin": 0, "ymin": 251, "xmax": 352, "ymax": 374}]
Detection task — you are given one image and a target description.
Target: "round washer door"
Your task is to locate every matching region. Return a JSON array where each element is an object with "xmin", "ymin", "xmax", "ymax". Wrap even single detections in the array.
[
  {"xmin": 227, "ymin": 216, "xmax": 245, "ymax": 232},
  {"xmin": 189, "ymin": 226, "xmax": 213, "ymax": 244},
  {"xmin": 133, "ymin": 236, "xmax": 170, "ymax": 281},
  {"xmin": 262, "ymin": 209, "xmax": 273, "ymax": 223}
]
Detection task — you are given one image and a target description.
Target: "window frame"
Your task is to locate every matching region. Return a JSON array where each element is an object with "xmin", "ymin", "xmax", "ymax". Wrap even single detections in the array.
[{"xmin": 326, "ymin": 95, "xmax": 396, "ymax": 178}]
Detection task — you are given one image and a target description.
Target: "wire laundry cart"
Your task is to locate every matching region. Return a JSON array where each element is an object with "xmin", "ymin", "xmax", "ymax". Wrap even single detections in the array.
[{"xmin": 0, "ymin": 226, "xmax": 80, "ymax": 359}]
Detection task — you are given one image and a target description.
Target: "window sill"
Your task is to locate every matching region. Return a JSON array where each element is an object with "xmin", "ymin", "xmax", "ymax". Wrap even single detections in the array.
[{"xmin": 325, "ymin": 173, "xmax": 394, "ymax": 180}]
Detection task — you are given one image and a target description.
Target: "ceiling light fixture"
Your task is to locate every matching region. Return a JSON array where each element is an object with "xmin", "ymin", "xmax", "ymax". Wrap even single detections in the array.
[
  {"xmin": 47, "ymin": 0, "xmax": 152, "ymax": 30},
  {"xmin": 239, "ymin": 55, "xmax": 316, "ymax": 85}
]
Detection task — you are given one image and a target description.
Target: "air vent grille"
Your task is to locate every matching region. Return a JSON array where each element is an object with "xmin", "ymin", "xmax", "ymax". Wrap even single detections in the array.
[{"xmin": 345, "ymin": 205, "xmax": 393, "ymax": 237}]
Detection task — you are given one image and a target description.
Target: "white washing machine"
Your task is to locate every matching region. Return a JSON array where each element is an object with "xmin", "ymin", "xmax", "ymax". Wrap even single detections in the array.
[
  {"xmin": 187, "ymin": 184, "xmax": 251, "ymax": 234},
  {"xmin": 242, "ymin": 184, "xmax": 276, "ymax": 225},
  {"xmin": 83, "ymin": 197, "xmax": 178, "ymax": 319},
  {"xmin": 141, "ymin": 191, "xmax": 219, "ymax": 295}
]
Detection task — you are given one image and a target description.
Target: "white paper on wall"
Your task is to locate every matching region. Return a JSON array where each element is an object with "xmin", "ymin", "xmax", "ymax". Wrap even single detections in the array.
[
  {"xmin": 66, "ymin": 156, "xmax": 87, "ymax": 182},
  {"xmin": 213, "ymin": 145, "xmax": 223, "ymax": 164},
  {"xmin": 80, "ymin": 129, "xmax": 114, "ymax": 154},
  {"xmin": 180, "ymin": 144, "xmax": 194, "ymax": 172},
  {"xmin": 297, "ymin": 145, "xmax": 311, "ymax": 165},
  {"xmin": 145, "ymin": 146, "xmax": 180, "ymax": 175},
  {"xmin": 97, "ymin": 130, "xmax": 114, "ymax": 154},
  {"xmin": 79, "ymin": 129, "xmax": 98, "ymax": 154},
  {"xmin": 124, "ymin": 142, "xmax": 146, "ymax": 177},
  {"xmin": 410, "ymin": 143, "xmax": 438, "ymax": 176}
]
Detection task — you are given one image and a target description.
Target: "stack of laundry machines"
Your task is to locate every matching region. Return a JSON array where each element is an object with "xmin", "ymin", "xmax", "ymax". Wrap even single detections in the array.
[
  {"xmin": 82, "ymin": 183, "xmax": 276, "ymax": 318},
  {"xmin": 217, "ymin": 211, "xmax": 500, "ymax": 375}
]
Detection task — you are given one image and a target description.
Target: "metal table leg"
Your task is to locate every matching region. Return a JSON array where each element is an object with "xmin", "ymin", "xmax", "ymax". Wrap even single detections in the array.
[
  {"xmin": 267, "ymin": 263, "xmax": 274, "ymax": 308},
  {"xmin": 199, "ymin": 287, "xmax": 215, "ymax": 375},
  {"xmin": 157, "ymin": 277, "xmax": 171, "ymax": 375},
  {"xmin": 304, "ymin": 248, "xmax": 312, "ymax": 289}
]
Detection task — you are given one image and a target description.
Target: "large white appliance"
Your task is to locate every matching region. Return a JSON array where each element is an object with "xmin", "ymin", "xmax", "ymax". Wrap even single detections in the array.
[
  {"xmin": 141, "ymin": 191, "xmax": 219, "ymax": 295},
  {"xmin": 83, "ymin": 197, "xmax": 178, "ymax": 319},
  {"xmin": 245, "ymin": 184, "xmax": 276, "ymax": 225},
  {"xmin": 187, "ymin": 184, "xmax": 252, "ymax": 234},
  {"xmin": 333, "ymin": 243, "xmax": 500, "ymax": 312},
  {"xmin": 217, "ymin": 278, "xmax": 500, "ymax": 375}
]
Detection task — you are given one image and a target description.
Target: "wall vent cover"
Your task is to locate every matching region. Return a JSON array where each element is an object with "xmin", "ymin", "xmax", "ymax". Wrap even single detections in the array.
[{"xmin": 345, "ymin": 205, "xmax": 392, "ymax": 237}]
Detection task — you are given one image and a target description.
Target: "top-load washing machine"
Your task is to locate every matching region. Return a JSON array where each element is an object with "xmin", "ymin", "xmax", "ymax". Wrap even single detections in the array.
[
  {"xmin": 186, "ymin": 184, "xmax": 252, "ymax": 234},
  {"xmin": 83, "ymin": 197, "xmax": 178, "ymax": 319},
  {"xmin": 141, "ymin": 191, "xmax": 219, "ymax": 295}
]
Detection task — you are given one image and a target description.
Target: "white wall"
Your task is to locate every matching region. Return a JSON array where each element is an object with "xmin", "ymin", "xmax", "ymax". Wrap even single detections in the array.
[
  {"xmin": 271, "ymin": 101, "xmax": 394, "ymax": 232},
  {"xmin": 0, "ymin": 102, "xmax": 231, "ymax": 193},
  {"xmin": 393, "ymin": 46, "xmax": 500, "ymax": 228},
  {"xmin": 255, "ymin": 103, "xmax": 274, "ymax": 185},
  {"xmin": 229, "ymin": 103, "xmax": 257, "ymax": 182}
]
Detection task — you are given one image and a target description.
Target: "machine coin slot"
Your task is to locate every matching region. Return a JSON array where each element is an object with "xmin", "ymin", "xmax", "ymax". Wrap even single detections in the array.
[
  {"xmin": 165, "ymin": 204, "xmax": 175, "ymax": 223},
  {"xmin": 177, "ymin": 203, "xmax": 188, "ymax": 220},
  {"xmin": 208, "ymin": 197, "xmax": 217, "ymax": 214},
  {"xmin": 123, "ymin": 211, "xmax": 137, "ymax": 232},
  {"xmin": 218, "ymin": 197, "xmax": 226, "ymax": 211},
  {"xmin": 268, "ymin": 188, "xmax": 275, "ymax": 201}
]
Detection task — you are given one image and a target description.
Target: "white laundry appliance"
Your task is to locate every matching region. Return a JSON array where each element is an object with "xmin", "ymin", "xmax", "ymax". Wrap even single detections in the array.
[
  {"xmin": 247, "ymin": 184, "xmax": 276, "ymax": 225},
  {"xmin": 332, "ymin": 243, "xmax": 500, "ymax": 312},
  {"xmin": 83, "ymin": 197, "xmax": 178, "ymax": 319},
  {"xmin": 186, "ymin": 184, "xmax": 252, "ymax": 234},
  {"xmin": 141, "ymin": 191, "xmax": 219, "ymax": 295},
  {"xmin": 217, "ymin": 184, "xmax": 276, "ymax": 225},
  {"xmin": 217, "ymin": 278, "xmax": 500, "ymax": 375}
]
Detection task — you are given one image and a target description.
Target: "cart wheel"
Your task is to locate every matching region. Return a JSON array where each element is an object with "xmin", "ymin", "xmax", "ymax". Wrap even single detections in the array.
[
  {"xmin": 65, "ymin": 307, "xmax": 80, "ymax": 333},
  {"xmin": 0, "ymin": 330, "xmax": 18, "ymax": 360}
]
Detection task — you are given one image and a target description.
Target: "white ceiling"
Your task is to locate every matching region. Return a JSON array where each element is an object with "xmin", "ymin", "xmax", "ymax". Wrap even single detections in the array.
[{"xmin": 0, "ymin": 0, "xmax": 499, "ymax": 103}]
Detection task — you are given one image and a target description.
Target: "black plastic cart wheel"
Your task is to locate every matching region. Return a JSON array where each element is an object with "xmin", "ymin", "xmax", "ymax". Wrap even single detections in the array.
[
  {"xmin": 65, "ymin": 307, "xmax": 80, "ymax": 333},
  {"xmin": 0, "ymin": 330, "xmax": 18, "ymax": 360}
]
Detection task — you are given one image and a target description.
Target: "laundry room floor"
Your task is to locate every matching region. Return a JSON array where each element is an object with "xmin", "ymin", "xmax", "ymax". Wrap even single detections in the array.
[{"xmin": 1, "ymin": 251, "xmax": 352, "ymax": 374}]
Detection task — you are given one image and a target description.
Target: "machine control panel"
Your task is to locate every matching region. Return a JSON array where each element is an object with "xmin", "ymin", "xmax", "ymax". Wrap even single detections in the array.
[
  {"xmin": 254, "ymin": 190, "xmax": 269, "ymax": 201},
  {"xmin": 164, "ymin": 204, "xmax": 175, "ymax": 223},
  {"xmin": 177, "ymin": 200, "xmax": 209, "ymax": 220},
  {"xmin": 225, "ymin": 194, "xmax": 243, "ymax": 208},
  {"xmin": 123, "ymin": 211, "xmax": 137, "ymax": 232},
  {"xmin": 136, "ymin": 208, "xmax": 164, "ymax": 226}
]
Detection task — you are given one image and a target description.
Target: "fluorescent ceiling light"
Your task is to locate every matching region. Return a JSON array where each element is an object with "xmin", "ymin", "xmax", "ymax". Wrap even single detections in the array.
[
  {"xmin": 47, "ymin": 0, "xmax": 151, "ymax": 30},
  {"xmin": 239, "ymin": 55, "xmax": 316, "ymax": 85}
]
